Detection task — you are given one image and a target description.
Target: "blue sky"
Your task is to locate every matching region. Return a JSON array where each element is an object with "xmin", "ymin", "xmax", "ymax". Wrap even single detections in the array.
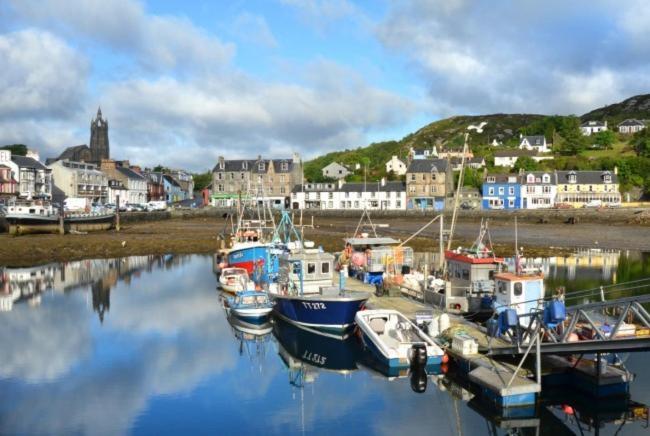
[{"xmin": 2, "ymin": 0, "xmax": 650, "ymax": 171}]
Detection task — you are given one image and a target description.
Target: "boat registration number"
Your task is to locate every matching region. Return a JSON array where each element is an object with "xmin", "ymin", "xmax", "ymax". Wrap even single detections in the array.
[{"xmin": 301, "ymin": 302, "xmax": 326, "ymax": 310}]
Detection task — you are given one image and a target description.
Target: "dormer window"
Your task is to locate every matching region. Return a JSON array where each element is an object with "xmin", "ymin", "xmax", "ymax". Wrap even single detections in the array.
[
  {"xmin": 487, "ymin": 176, "xmax": 495, "ymax": 183},
  {"xmin": 602, "ymin": 171, "xmax": 612, "ymax": 183},
  {"xmin": 527, "ymin": 174, "xmax": 535, "ymax": 183},
  {"xmin": 281, "ymin": 161, "xmax": 288, "ymax": 171},
  {"xmin": 542, "ymin": 174, "xmax": 550, "ymax": 183},
  {"xmin": 242, "ymin": 162, "xmax": 248, "ymax": 170},
  {"xmin": 508, "ymin": 176, "xmax": 516, "ymax": 183},
  {"xmin": 258, "ymin": 162, "xmax": 265, "ymax": 171},
  {"xmin": 568, "ymin": 171, "xmax": 577, "ymax": 183}
]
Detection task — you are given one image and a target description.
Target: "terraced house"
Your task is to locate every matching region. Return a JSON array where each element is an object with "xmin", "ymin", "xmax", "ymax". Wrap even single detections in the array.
[
  {"xmin": 211, "ymin": 154, "xmax": 302, "ymax": 208},
  {"xmin": 405, "ymin": 159, "xmax": 453, "ymax": 210},
  {"xmin": 520, "ymin": 171, "xmax": 556, "ymax": 209},
  {"xmin": 482, "ymin": 174, "xmax": 521, "ymax": 210},
  {"xmin": 555, "ymin": 170, "xmax": 621, "ymax": 208}
]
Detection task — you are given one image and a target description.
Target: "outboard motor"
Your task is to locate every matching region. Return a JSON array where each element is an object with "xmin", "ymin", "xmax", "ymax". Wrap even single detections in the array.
[
  {"xmin": 410, "ymin": 343, "xmax": 428, "ymax": 371},
  {"xmin": 410, "ymin": 367, "xmax": 428, "ymax": 393}
]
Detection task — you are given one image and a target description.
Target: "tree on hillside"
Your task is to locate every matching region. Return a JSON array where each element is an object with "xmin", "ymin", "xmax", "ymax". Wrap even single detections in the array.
[
  {"xmin": 592, "ymin": 130, "xmax": 615, "ymax": 149},
  {"xmin": 192, "ymin": 171, "xmax": 213, "ymax": 191},
  {"xmin": 559, "ymin": 128, "xmax": 588, "ymax": 155},
  {"xmin": 0, "ymin": 144, "xmax": 28, "ymax": 156},
  {"xmin": 513, "ymin": 156, "xmax": 538, "ymax": 171},
  {"xmin": 632, "ymin": 128, "xmax": 650, "ymax": 157}
]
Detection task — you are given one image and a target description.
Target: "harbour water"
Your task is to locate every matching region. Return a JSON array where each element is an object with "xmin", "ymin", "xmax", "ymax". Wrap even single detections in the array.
[{"xmin": 1, "ymin": 251, "xmax": 649, "ymax": 435}]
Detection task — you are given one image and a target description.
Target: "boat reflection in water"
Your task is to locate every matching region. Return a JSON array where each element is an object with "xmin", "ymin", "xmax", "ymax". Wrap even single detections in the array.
[
  {"xmin": 226, "ymin": 313, "xmax": 273, "ymax": 368},
  {"xmin": 273, "ymin": 316, "xmax": 360, "ymax": 376}
]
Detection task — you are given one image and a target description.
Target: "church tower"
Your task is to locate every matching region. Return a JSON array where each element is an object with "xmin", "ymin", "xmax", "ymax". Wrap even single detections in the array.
[{"xmin": 90, "ymin": 107, "xmax": 110, "ymax": 163}]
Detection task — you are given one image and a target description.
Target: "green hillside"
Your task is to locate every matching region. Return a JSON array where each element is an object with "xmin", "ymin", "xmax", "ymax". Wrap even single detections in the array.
[{"xmin": 581, "ymin": 94, "xmax": 650, "ymax": 125}]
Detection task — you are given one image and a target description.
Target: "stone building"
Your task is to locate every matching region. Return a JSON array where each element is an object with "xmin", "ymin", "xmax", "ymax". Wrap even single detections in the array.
[
  {"xmin": 211, "ymin": 154, "xmax": 302, "ymax": 208},
  {"xmin": 405, "ymin": 159, "xmax": 452, "ymax": 210},
  {"xmin": 48, "ymin": 159, "xmax": 108, "ymax": 203}
]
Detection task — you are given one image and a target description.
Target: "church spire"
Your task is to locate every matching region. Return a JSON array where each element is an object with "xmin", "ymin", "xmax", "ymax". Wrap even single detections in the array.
[{"xmin": 97, "ymin": 106, "xmax": 102, "ymax": 120}]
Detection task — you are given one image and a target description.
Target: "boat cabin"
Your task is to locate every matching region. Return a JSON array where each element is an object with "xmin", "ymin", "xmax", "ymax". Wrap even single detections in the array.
[
  {"xmin": 281, "ymin": 249, "xmax": 335, "ymax": 294},
  {"xmin": 493, "ymin": 272, "xmax": 545, "ymax": 322},
  {"xmin": 445, "ymin": 249, "xmax": 504, "ymax": 291}
]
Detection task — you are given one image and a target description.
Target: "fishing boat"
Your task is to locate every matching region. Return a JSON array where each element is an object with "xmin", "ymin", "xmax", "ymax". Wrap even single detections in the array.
[
  {"xmin": 219, "ymin": 267, "xmax": 255, "ymax": 294},
  {"xmin": 4, "ymin": 200, "xmax": 60, "ymax": 235},
  {"xmin": 226, "ymin": 291, "xmax": 273, "ymax": 322},
  {"xmin": 65, "ymin": 209, "xmax": 115, "ymax": 232},
  {"xmin": 355, "ymin": 309, "xmax": 444, "ymax": 371}
]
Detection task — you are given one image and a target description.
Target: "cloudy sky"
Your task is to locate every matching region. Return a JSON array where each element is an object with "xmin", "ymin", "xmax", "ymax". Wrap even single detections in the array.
[{"xmin": 2, "ymin": 0, "xmax": 650, "ymax": 171}]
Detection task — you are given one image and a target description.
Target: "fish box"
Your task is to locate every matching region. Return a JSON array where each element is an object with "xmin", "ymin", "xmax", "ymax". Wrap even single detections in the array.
[{"xmin": 452, "ymin": 333, "xmax": 478, "ymax": 355}]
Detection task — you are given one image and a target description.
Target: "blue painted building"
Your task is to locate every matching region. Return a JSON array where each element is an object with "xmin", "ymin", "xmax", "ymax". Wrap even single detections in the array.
[
  {"xmin": 163, "ymin": 174, "xmax": 183, "ymax": 203},
  {"xmin": 482, "ymin": 174, "xmax": 521, "ymax": 210}
]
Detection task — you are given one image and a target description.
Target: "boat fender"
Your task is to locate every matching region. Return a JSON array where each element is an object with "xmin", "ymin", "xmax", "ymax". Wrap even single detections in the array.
[
  {"xmin": 438, "ymin": 313, "xmax": 450, "ymax": 333},
  {"xmin": 409, "ymin": 343, "xmax": 428, "ymax": 371}
]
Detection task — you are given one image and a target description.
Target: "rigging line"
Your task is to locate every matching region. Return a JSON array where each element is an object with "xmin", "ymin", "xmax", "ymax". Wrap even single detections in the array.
[{"xmin": 398, "ymin": 214, "xmax": 441, "ymax": 247}]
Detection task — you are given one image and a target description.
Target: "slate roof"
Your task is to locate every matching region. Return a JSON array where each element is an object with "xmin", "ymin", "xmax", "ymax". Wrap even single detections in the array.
[
  {"xmin": 519, "ymin": 171, "xmax": 555, "ymax": 185},
  {"xmin": 521, "ymin": 135, "xmax": 546, "ymax": 146},
  {"xmin": 556, "ymin": 170, "xmax": 618, "ymax": 184},
  {"xmin": 484, "ymin": 174, "xmax": 519, "ymax": 184},
  {"xmin": 163, "ymin": 174, "xmax": 181, "ymax": 187},
  {"xmin": 116, "ymin": 166, "xmax": 145, "ymax": 180},
  {"xmin": 55, "ymin": 144, "xmax": 90, "ymax": 161},
  {"xmin": 494, "ymin": 149, "xmax": 539, "ymax": 158},
  {"xmin": 146, "ymin": 172, "xmax": 165, "ymax": 184},
  {"xmin": 12, "ymin": 155, "xmax": 47, "ymax": 170},
  {"xmin": 618, "ymin": 119, "xmax": 645, "ymax": 127},
  {"xmin": 406, "ymin": 159, "xmax": 448, "ymax": 173},
  {"xmin": 581, "ymin": 121, "xmax": 606, "ymax": 128},
  {"xmin": 292, "ymin": 181, "xmax": 406, "ymax": 194}
]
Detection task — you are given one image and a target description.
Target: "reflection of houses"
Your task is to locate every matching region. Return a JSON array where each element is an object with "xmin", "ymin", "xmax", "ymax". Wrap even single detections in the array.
[
  {"xmin": 0, "ymin": 264, "xmax": 56, "ymax": 311},
  {"xmin": 519, "ymin": 249, "xmax": 621, "ymax": 283}
]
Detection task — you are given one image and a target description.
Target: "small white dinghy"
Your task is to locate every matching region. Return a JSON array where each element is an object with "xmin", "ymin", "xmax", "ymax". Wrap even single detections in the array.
[
  {"xmin": 219, "ymin": 267, "xmax": 255, "ymax": 294},
  {"xmin": 356, "ymin": 309, "xmax": 444, "ymax": 371},
  {"xmin": 226, "ymin": 291, "xmax": 274, "ymax": 323}
]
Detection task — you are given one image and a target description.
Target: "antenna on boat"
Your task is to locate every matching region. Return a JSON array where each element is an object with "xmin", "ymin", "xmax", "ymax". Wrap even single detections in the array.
[{"xmin": 515, "ymin": 216, "xmax": 520, "ymax": 275}]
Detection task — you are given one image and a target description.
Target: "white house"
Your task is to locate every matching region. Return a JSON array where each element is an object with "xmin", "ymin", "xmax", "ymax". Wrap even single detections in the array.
[
  {"xmin": 519, "ymin": 135, "xmax": 550, "ymax": 153},
  {"xmin": 12, "ymin": 153, "xmax": 53, "ymax": 200},
  {"xmin": 116, "ymin": 166, "xmax": 148, "ymax": 204},
  {"xmin": 580, "ymin": 120, "xmax": 607, "ymax": 136},
  {"xmin": 618, "ymin": 119, "xmax": 645, "ymax": 134},
  {"xmin": 322, "ymin": 162, "xmax": 350, "ymax": 180},
  {"xmin": 385, "ymin": 155, "xmax": 407, "ymax": 176},
  {"xmin": 494, "ymin": 150, "xmax": 554, "ymax": 168},
  {"xmin": 290, "ymin": 179, "xmax": 406, "ymax": 210},
  {"xmin": 409, "ymin": 146, "xmax": 438, "ymax": 160},
  {"xmin": 519, "ymin": 171, "xmax": 556, "ymax": 209},
  {"xmin": 490, "ymin": 138, "xmax": 502, "ymax": 147}
]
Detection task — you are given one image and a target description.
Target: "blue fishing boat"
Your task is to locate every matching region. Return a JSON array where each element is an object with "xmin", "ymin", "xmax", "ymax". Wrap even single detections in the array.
[{"xmin": 226, "ymin": 291, "xmax": 273, "ymax": 323}]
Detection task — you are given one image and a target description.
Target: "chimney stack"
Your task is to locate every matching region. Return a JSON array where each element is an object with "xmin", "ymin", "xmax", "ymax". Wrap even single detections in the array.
[
  {"xmin": 381, "ymin": 177, "xmax": 386, "ymax": 187},
  {"xmin": 338, "ymin": 178, "xmax": 344, "ymax": 189}
]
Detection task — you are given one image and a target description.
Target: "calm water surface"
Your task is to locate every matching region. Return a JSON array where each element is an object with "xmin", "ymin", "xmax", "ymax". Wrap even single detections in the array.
[{"xmin": 1, "ymin": 252, "xmax": 649, "ymax": 435}]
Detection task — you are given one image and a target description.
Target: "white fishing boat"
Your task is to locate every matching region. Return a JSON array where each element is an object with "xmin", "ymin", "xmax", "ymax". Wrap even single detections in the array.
[
  {"xmin": 355, "ymin": 309, "xmax": 444, "ymax": 371},
  {"xmin": 219, "ymin": 267, "xmax": 255, "ymax": 294}
]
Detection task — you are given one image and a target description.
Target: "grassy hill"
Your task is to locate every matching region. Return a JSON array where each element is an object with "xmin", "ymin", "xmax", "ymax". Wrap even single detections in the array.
[{"xmin": 581, "ymin": 94, "xmax": 650, "ymax": 124}]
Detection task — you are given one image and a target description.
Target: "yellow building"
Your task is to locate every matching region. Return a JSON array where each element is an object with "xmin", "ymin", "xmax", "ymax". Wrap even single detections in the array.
[{"xmin": 555, "ymin": 170, "xmax": 621, "ymax": 207}]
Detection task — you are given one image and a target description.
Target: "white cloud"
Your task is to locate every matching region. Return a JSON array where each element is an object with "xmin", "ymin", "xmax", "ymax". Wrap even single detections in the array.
[
  {"xmin": 376, "ymin": 0, "xmax": 650, "ymax": 116},
  {"xmin": 279, "ymin": 0, "xmax": 358, "ymax": 24},
  {"xmin": 0, "ymin": 29, "xmax": 88, "ymax": 120},
  {"xmin": 7, "ymin": 0, "xmax": 234, "ymax": 73}
]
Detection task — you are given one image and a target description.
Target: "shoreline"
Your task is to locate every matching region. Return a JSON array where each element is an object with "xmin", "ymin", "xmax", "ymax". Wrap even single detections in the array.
[{"xmin": 1, "ymin": 213, "xmax": 648, "ymax": 267}]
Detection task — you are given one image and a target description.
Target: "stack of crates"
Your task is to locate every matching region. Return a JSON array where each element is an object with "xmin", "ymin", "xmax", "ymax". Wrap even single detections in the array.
[{"xmin": 452, "ymin": 333, "xmax": 479, "ymax": 355}]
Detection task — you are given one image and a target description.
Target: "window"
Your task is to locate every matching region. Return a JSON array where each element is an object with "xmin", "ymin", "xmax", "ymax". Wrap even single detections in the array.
[
  {"xmin": 328, "ymin": 192, "xmax": 333, "ymax": 199},
  {"xmin": 462, "ymin": 269, "xmax": 469, "ymax": 280},
  {"xmin": 280, "ymin": 175, "xmax": 285, "ymax": 183},
  {"xmin": 514, "ymin": 282, "xmax": 523, "ymax": 296},
  {"xmin": 509, "ymin": 187, "xmax": 514, "ymax": 195},
  {"xmin": 498, "ymin": 281, "xmax": 507, "ymax": 295},
  {"xmin": 307, "ymin": 263, "xmax": 316, "ymax": 274},
  {"xmin": 431, "ymin": 173, "xmax": 436, "ymax": 181},
  {"xmin": 431, "ymin": 186, "xmax": 437, "ymax": 193},
  {"xmin": 280, "ymin": 187, "xmax": 285, "ymax": 194},
  {"xmin": 488, "ymin": 187, "xmax": 494, "ymax": 195},
  {"xmin": 345, "ymin": 192, "xmax": 350, "ymax": 198},
  {"xmin": 396, "ymin": 200, "xmax": 401, "ymax": 208},
  {"xmin": 242, "ymin": 162, "xmax": 248, "ymax": 170},
  {"xmin": 498, "ymin": 187, "xmax": 504, "ymax": 195},
  {"xmin": 340, "ymin": 201, "xmax": 345, "ymax": 208},
  {"xmin": 411, "ymin": 174, "xmax": 416, "ymax": 181},
  {"xmin": 258, "ymin": 163, "xmax": 265, "ymax": 171},
  {"xmin": 409, "ymin": 186, "xmax": 416, "ymax": 193},
  {"xmin": 321, "ymin": 262, "xmax": 330, "ymax": 274},
  {"xmin": 240, "ymin": 172, "xmax": 245, "ymax": 179},
  {"xmin": 508, "ymin": 199, "xmax": 515, "ymax": 207},
  {"xmin": 354, "ymin": 201, "xmax": 359, "ymax": 208},
  {"xmin": 328, "ymin": 201, "xmax": 333, "ymax": 208},
  {"xmin": 281, "ymin": 162, "xmax": 288, "ymax": 171},
  {"xmin": 487, "ymin": 176, "xmax": 495, "ymax": 183},
  {"xmin": 217, "ymin": 173, "xmax": 223, "ymax": 180}
]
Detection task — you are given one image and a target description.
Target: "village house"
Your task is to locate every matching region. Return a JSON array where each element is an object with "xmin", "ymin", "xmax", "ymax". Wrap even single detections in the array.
[
  {"xmin": 618, "ymin": 119, "xmax": 646, "ymax": 134},
  {"xmin": 145, "ymin": 172, "xmax": 166, "ymax": 201},
  {"xmin": 385, "ymin": 155, "xmax": 407, "ymax": 176},
  {"xmin": 450, "ymin": 156, "xmax": 486, "ymax": 171},
  {"xmin": 482, "ymin": 174, "xmax": 521, "ymax": 210},
  {"xmin": 458, "ymin": 187, "xmax": 481, "ymax": 209},
  {"xmin": 0, "ymin": 150, "xmax": 18, "ymax": 200},
  {"xmin": 408, "ymin": 146, "xmax": 438, "ymax": 161},
  {"xmin": 12, "ymin": 152, "xmax": 52, "ymax": 200},
  {"xmin": 438, "ymin": 148, "xmax": 473, "ymax": 160},
  {"xmin": 211, "ymin": 154, "xmax": 302, "ymax": 208},
  {"xmin": 494, "ymin": 149, "xmax": 554, "ymax": 167},
  {"xmin": 107, "ymin": 179, "xmax": 128, "ymax": 206},
  {"xmin": 48, "ymin": 159, "xmax": 107, "ymax": 204},
  {"xmin": 321, "ymin": 162, "xmax": 350, "ymax": 180},
  {"xmin": 519, "ymin": 171, "xmax": 556, "ymax": 209},
  {"xmin": 405, "ymin": 159, "xmax": 453, "ymax": 210},
  {"xmin": 100, "ymin": 160, "xmax": 147, "ymax": 205},
  {"xmin": 580, "ymin": 120, "xmax": 608, "ymax": 136},
  {"xmin": 290, "ymin": 179, "xmax": 406, "ymax": 210},
  {"xmin": 519, "ymin": 135, "xmax": 551, "ymax": 153},
  {"xmin": 168, "ymin": 169, "xmax": 194, "ymax": 199},
  {"xmin": 555, "ymin": 170, "xmax": 621, "ymax": 208},
  {"xmin": 163, "ymin": 174, "xmax": 183, "ymax": 203}
]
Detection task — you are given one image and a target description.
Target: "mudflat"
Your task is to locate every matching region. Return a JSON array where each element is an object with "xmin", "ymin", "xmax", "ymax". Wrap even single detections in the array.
[{"xmin": 1, "ymin": 215, "xmax": 649, "ymax": 266}]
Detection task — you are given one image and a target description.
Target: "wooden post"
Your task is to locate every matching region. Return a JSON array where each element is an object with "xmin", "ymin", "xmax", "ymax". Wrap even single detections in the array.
[
  {"xmin": 115, "ymin": 194, "xmax": 121, "ymax": 231},
  {"xmin": 58, "ymin": 205, "xmax": 65, "ymax": 235}
]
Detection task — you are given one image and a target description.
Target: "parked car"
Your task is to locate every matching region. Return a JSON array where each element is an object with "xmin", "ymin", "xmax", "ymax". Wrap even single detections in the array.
[
  {"xmin": 583, "ymin": 200, "xmax": 603, "ymax": 208},
  {"xmin": 147, "ymin": 201, "xmax": 167, "ymax": 211},
  {"xmin": 460, "ymin": 202, "xmax": 474, "ymax": 210}
]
